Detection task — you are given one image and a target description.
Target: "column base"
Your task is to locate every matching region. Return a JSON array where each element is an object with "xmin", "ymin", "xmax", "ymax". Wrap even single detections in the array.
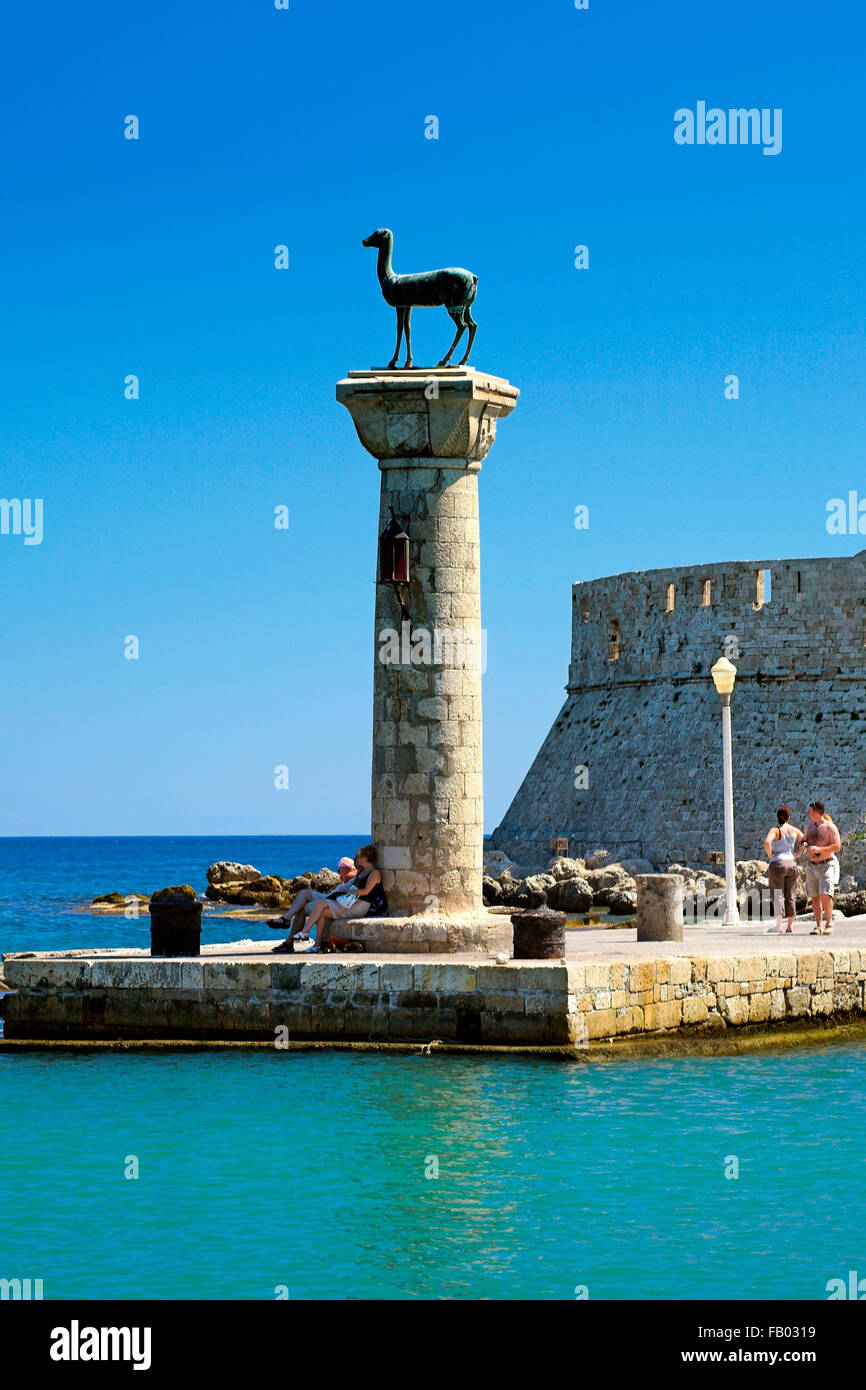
[{"xmin": 334, "ymin": 912, "xmax": 513, "ymax": 955}]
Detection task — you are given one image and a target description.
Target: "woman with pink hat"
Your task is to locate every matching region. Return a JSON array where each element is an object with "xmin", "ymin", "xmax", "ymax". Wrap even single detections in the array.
[{"xmin": 270, "ymin": 854, "xmax": 358, "ymax": 953}]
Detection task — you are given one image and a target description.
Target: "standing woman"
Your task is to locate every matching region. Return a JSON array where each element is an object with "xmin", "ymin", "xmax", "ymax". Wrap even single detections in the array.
[{"xmin": 764, "ymin": 806, "xmax": 803, "ymax": 934}]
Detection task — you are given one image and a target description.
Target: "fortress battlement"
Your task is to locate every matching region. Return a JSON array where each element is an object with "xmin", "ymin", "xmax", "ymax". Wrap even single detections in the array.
[{"xmin": 569, "ymin": 553, "xmax": 866, "ymax": 688}]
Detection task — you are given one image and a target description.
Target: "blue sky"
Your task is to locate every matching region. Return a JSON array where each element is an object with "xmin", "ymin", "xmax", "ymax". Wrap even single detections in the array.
[{"xmin": 2, "ymin": 0, "xmax": 864, "ymax": 835}]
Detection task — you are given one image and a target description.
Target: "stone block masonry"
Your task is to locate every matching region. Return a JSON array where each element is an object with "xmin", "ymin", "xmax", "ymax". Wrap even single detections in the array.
[
  {"xmin": 566, "ymin": 947, "xmax": 866, "ymax": 1039},
  {"xmin": 493, "ymin": 552, "xmax": 866, "ymax": 876}
]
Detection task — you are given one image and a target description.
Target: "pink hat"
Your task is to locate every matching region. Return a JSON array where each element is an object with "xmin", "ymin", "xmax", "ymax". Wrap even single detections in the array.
[{"xmin": 337, "ymin": 857, "xmax": 355, "ymax": 870}]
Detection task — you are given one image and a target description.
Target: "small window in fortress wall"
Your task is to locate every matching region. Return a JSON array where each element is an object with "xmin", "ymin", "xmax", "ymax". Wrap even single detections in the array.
[
  {"xmin": 582, "ymin": 595, "xmax": 590, "ymax": 623},
  {"xmin": 665, "ymin": 583, "xmax": 675, "ymax": 612},
  {"xmin": 609, "ymin": 620, "xmax": 620, "ymax": 661},
  {"xmin": 754, "ymin": 568, "xmax": 772, "ymax": 610},
  {"xmin": 701, "ymin": 579, "xmax": 711, "ymax": 606}
]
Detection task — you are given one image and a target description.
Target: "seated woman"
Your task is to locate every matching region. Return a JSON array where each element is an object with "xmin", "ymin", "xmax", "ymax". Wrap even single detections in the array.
[{"xmin": 304, "ymin": 844, "xmax": 387, "ymax": 953}]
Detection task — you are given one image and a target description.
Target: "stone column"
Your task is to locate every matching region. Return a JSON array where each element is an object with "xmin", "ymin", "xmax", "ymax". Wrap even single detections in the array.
[
  {"xmin": 336, "ymin": 368, "xmax": 518, "ymax": 917},
  {"xmin": 636, "ymin": 874, "xmax": 684, "ymax": 942}
]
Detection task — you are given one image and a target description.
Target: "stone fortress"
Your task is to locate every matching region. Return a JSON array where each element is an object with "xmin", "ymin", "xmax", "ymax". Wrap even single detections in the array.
[{"xmin": 492, "ymin": 551, "xmax": 866, "ymax": 882}]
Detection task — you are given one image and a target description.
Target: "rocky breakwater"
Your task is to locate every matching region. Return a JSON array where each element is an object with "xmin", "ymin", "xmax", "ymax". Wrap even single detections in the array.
[
  {"xmin": 480, "ymin": 847, "xmax": 866, "ymax": 924},
  {"xmin": 482, "ymin": 850, "xmax": 646, "ymax": 918}
]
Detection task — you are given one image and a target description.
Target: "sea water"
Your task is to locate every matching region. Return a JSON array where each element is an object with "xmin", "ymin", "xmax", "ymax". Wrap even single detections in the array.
[
  {"xmin": 2, "ymin": 1046, "xmax": 865, "ymax": 1300},
  {"xmin": 1, "ymin": 838, "xmax": 864, "ymax": 1300},
  {"xmin": 0, "ymin": 835, "xmax": 365, "ymax": 955}
]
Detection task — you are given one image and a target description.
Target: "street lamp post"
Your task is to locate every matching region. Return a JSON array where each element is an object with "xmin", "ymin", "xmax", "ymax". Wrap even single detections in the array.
[{"xmin": 711, "ymin": 656, "xmax": 740, "ymax": 927}]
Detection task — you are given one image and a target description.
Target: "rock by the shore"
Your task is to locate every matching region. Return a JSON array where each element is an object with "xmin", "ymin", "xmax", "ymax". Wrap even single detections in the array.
[
  {"xmin": 206, "ymin": 862, "xmax": 261, "ymax": 888},
  {"xmin": 584, "ymin": 865, "xmax": 637, "ymax": 904},
  {"xmin": 547, "ymin": 856, "xmax": 587, "ymax": 881},
  {"xmin": 150, "ymin": 884, "xmax": 197, "ymax": 903},
  {"xmin": 209, "ymin": 875, "xmax": 291, "ymax": 908},
  {"xmin": 483, "ymin": 850, "xmax": 517, "ymax": 879},
  {"xmin": 496, "ymin": 869, "xmax": 527, "ymax": 907},
  {"xmin": 311, "ymin": 867, "xmax": 340, "ymax": 893},
  {"xmin": 89, "ymin": 892, "xmax": 151, "ymax": 914},
  {"xmin": 524, "ymin": 872, "xmax": 556, "ymax": 898},
  {"xmin": 607, "ymin": 888, "xmax": 638, "ymax": 915},
  {"xmin": 482, "ymin": 875, "xmax": 503, "ymax": 905},
  {"xmin": 618, "ymin": 857, "xmax": 655, "ymax": 876},
  {"xmin": 736, "ymin": 859, "xmax": 769, "ymax": 889},
  {"xmin": 547, "ymin": 875, "xmax": 593, "ymax": 913},
  {"xmin": 666, "ymin": 864, "xmax": 726, "ymax": 891},
  {"xmin": 585, "ymin": 850, "xmax": 611, "ymax": 870}
]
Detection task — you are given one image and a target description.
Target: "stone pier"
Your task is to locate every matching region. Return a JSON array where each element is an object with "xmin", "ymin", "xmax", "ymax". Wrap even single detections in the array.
[
  {"xmin": 337, "ymin": 368, "xmax": 518, "ymax": 919},
  {"xmin": 4, "ymin": 920, "xmax": 866, "ymax": 1047}
]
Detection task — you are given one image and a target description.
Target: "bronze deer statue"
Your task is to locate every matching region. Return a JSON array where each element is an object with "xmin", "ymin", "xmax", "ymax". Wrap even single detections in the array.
[{"xmin": 362, "ymin": 228, "xmax": 478, "ymax": 370}]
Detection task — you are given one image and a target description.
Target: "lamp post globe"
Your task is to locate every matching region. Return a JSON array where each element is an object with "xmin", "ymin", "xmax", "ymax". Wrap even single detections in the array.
[{"xmin": 711, "ymin": 656, "xmax": 737, "ymax": 698}]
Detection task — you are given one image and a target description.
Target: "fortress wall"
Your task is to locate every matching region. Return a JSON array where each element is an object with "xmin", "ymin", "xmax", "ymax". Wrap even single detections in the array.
[{"xmin": 493, "ymin": 554, "xmax": 866, "ymax": 872}]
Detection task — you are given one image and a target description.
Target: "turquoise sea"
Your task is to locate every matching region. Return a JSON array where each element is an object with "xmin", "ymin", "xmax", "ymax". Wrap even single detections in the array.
[
  {"xmin": 3, "ymin": 1046, "xmax": 866, "ymax": 1300},
  {"xmin": 2, "ymin": 838, "xmax": 865, "ymax": 1300}
]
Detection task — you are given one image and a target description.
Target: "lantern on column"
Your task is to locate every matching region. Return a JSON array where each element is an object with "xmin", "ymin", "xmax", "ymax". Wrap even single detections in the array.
[{"xmin": 378, "ymin": 507, "xmax": 411, "ymax": 620}]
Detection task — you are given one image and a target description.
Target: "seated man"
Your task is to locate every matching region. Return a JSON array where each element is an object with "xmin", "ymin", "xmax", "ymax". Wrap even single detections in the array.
[
  {"xmin": 304, "ymin": 844, "xmax": 388, "ymax": 954},
  {"xmin": 270, "ymin": 857, "xmax": 357, "ymax": 953}
]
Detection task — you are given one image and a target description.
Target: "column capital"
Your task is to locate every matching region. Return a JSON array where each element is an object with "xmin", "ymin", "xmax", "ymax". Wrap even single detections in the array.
[{"xmin": 336, "ymin": 367, "xmax": 518, "ymax": 464}]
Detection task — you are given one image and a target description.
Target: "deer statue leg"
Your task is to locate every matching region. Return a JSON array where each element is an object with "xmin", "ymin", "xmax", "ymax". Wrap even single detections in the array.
[
  {"xmin": 437, "ymin": 307, "xmax": 465, "ymax": 367},
  {"xmin": 456, "ymin": 306, "xmax": 477, "ymax": 367},
  {"xmin": 388, "ymin": 307, "xmax": 406, "ymax": 369},
  {"xmin": 403, "ymin": 306, "xmax": 414, "ymax": 369}
]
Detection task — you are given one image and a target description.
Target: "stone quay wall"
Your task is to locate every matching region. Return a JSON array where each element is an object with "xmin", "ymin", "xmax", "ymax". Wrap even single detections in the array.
[
  {"xmin": 568, "ymin": 946, "xmax": 866, "ymax": 1040},
  {"xmin": 0, "ymin": 955, "xmax": 577, "ymax": 1046},
  {"xmin": 492, "ymin": 552, "xmax": 866, "ymax": 875},
  {"xmin": 3, "ymin": 945, "xmax": 865, "ymax": 1046}
]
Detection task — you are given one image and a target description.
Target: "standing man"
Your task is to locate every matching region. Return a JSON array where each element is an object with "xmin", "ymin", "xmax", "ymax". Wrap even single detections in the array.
[{"xmin": 799, "ymin": 801, "xmax": 842, "ymax": 935}]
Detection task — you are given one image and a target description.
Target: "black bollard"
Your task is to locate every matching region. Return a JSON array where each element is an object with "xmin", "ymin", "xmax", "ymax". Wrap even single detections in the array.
[
  {"xmin": 510, "ymin": 890, "xmax": 567, "ymax": 960},
  {"xmin": 149, "ymin": 890, "xmax": 203, "ymax": 957}
]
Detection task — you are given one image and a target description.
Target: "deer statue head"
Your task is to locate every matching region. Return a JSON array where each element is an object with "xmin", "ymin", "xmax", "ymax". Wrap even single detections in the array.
[{"xmin": 362, "ymin": 228, "xmax": 392, "ymax": 249}]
